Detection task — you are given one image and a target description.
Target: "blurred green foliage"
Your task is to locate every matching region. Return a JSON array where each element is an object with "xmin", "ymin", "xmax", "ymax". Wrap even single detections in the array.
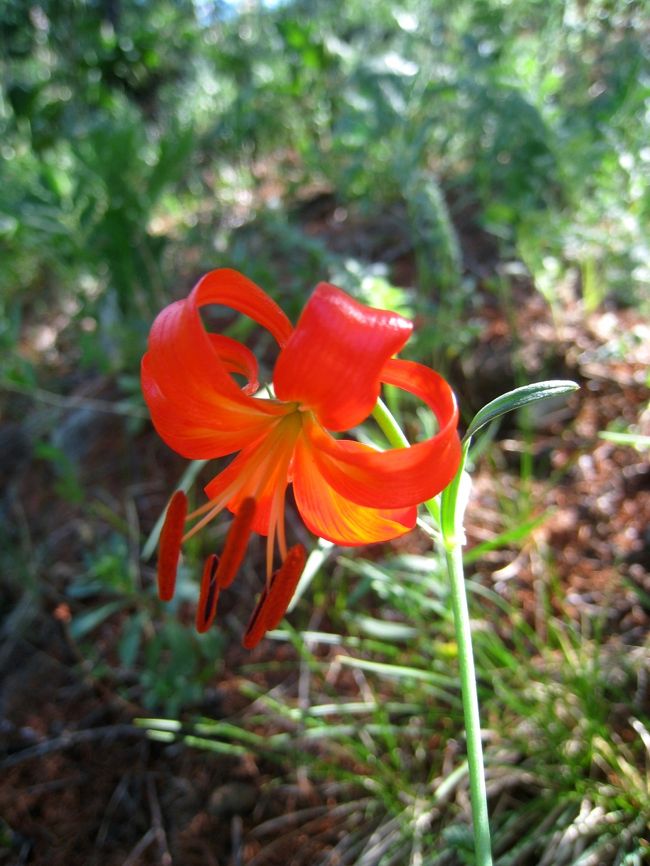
[{"xmin": 1, "ymin": 0, "xmax": 648, "ymax": 378}]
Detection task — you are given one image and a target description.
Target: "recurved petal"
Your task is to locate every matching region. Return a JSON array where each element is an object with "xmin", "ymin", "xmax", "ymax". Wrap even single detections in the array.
[
  {"xmin": 207, "ymin": 334, "xmax": 259, "ymax": 395},
  {"xmin": 191, "ymin": 268, "xmax": 293, "ymax": 348},
  {"xmin": 141, "ymin": 270, "xmax": 291, "ymax": 459},
  {"xmin": 293, "ymin": 435, "xmax": 416, "ymax": 545},
  {"xmin": 304, "ymin": 359, "xmax": 461, "ymax": 508},
  {"xmin": 273, "ymin": 283, "xmax": 413, "ymax": 432},
  {"xmin": 141, "ymin": 353, "xmax": 284, "ymax": 459}
]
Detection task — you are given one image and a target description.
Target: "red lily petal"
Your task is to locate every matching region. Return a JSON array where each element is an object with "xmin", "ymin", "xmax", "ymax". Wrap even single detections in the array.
[
  {"xmin": 192, "ymin": 268, "xmax": 293, "ymax": 348},
  {"xmin": 214, "ymin": 498, "xmax": 257, "ymax": 589},
  {"xmin": 293, "ymin": 435, "xmax": 416, "ymax": 545},
  {"xmin": 157, "ymin": 490, "xmax": 187, "ymax": 601},
  {"xmin": 196, "ymin": 554, "xmax": 220, "ymax": 633},
  {"xmin": 207, "ymin": 334, "xmax": 259, "ymax": 395},
  {"xmin": 141, "ymin": 269, "xmax": 292, "ymax": 459},
  {"xmin": 242, "ymin": 544, "xmax": 307, "ymax": 649},
  {"xmin": 304, "ymin": 359, "xmax": 461, "ymax": 508},
  {"xmin": 273, "ymin": 283, "xmax": 413, "ymax": 431},
  {"xmin": 142, "ymin": 355, "xmax": 283, "ymax": 459}
]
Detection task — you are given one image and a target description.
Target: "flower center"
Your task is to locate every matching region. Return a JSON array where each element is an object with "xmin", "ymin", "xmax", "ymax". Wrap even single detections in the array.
[{"xmin": 156, "ymin": 404, "xmax": 309, "ymax": 642}]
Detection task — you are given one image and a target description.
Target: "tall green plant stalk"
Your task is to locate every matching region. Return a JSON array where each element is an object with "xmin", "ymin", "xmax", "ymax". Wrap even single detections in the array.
[
  {"xmin": 373, "ymin": 380, "xmax": 578, "ymax": 864},
  {"xmin": 439, "ymin": 445, "xmax": 493, "ymax": 866},
  {"xmin": 373, "ymin": 400, "xmax": 492, "ymax": 864}
]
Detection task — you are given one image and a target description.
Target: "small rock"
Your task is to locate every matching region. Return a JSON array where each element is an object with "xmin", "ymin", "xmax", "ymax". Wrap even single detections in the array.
[{"xmin": 208, "ymin": 782, "xmax": 258, "ymax": 817}]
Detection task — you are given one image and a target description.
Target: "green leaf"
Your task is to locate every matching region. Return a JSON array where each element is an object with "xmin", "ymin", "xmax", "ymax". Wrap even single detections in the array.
[
  {"xmin": 69, "ymin": 600, "xmax": 124, "ymax": 640},
  {"xmin": 352, "ymin": 615, "xmax": 418, "ymax": 641},
  {"xmin": 337, "ymin": 656, "xmax": 459, "ymax": 694},
  {"xmin": 119, "ymin": 612, "xmax": 144, "ymax": 668},
  {"xmin": 599, "ymin": 431, "xmax": 650, "ymax": 451},
  {"xmin": 463, "ymin": 511, "xmax": 551, "ymax": 564},
  {"xmin": 464, "ymin": 380, "xmax": 579, "ymax": 442}
]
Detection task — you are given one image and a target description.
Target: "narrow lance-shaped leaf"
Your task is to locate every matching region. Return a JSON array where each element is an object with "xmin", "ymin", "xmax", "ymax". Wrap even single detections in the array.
[
  {"xmin": 463, "ymin": 380, "xmax": 579, "ymax": 443},
  {"xmin": 442, "ymin": 380, "xmax": 578, "ymax": 547}
]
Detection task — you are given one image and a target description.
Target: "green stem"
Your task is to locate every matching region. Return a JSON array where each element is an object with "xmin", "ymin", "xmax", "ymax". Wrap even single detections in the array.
[
  {"xmin": 373, "ymin": 399, "xmax": 492, "ymax": 864},
  {"xmin": 442, "ymin": 527, "xmax": 493, "ymax": 866},
  {"xmin": 439, "ymin": 445, "xmax": 492, "ymax": 865},
  {"xmin": 372, "ymin": 397, "xmax": 410, "ymax": 449}
]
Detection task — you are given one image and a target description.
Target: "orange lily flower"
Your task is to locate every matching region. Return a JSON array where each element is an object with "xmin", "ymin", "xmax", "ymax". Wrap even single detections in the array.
[{"xmin": 142, "ymin": 269, "xmax": 461, "ymax": 648}]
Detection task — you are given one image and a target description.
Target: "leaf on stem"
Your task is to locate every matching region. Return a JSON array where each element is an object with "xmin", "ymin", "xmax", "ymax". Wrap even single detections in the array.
[{"xmin": 463, "ymin": 380, "xmax": 579, "ymax": 442}]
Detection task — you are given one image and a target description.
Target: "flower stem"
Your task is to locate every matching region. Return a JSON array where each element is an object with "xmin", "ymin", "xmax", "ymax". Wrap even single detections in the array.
[
  {"xmin": 371, "ymin": 397, "xmax": 410, "ymax": 449},
  {"xmin": 443, "ymin": 541, "xmax": 493, "ymax": 864},
  {"xmin": 439, "ymin": 453, "xmax": 493, "ymax": 866},
  {"xmin": 372, "ymin": 399, "xmax": 492, "ymax": 862}
]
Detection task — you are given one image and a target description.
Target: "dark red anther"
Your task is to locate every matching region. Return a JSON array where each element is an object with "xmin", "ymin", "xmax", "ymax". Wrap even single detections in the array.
[
  {"xmin": 157, "ymin": 490, "xmax": 187, "ymax": 602},
  {"xmin": 242, "ymin": 544, "xmax": 307, "ymax": 649},
  {"xmin": 196, "ymin": 554, "xmax": 220, "ymax": 633}
]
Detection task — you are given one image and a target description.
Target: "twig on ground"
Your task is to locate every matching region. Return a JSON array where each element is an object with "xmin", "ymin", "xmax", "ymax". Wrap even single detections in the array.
[
  {"xmin": 231, "ymin": 815, "xmax": 243, "ymax": 866},
  {"xmin": 1, "ymin": 724, "xmax": 148, "ymax": 770},
  {"xmin": 147, "ymin": 773, "xmax": 172, "ymax": 866},
  {"xmin": 122, "ymin": 827, "xmax": 157, "ymax": 866}
]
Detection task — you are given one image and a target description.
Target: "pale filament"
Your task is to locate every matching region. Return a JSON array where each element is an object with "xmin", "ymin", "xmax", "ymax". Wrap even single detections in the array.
[
  {"xmin": 265, "ymin": 451, "xmax": 293, "ymax": 581},
  {"xmin": 181, "ymin": 478, "xmax": 242, "ymax": 543},
  {"xmin": 181, "ymin": 415, "xmax": 301, "ymax": 559}
]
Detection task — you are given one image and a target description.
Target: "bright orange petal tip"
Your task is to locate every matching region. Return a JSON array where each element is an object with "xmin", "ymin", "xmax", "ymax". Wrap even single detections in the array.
[
  {"xmin": 140, "ymin": 269, "xmax": 293, "ymax": 462},
  {"xmin": 196, "ymin": 554, "xmax": 220, "ymax": 633},
  {"xmin": 157, "ymin": 490, "xmax": 187, "ymax": 602},
  {"xmin": 215, "ymin": 498, "xmax": 257, "ymax": 589},
  {"xmin": 242, "ymin": 544, "xmax": 307, "ymax": 650},
  {"xmin": 293, "ymin": 435, "xmax": 418, "ymax": 545}
]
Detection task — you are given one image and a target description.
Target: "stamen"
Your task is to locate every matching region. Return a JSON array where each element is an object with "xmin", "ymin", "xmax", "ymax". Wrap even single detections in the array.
[
  {"xmin": 262, "ymin": 544, "xmax": 307, "ymax": 631},
  {"xmin": 242, "ymin": 586, "xmax": 269, "ymax": 651},
  {"xmin": 242, "ymin": 544, "xmax": 307, "ymax": 649},
  {"xmin": 276, "ymin": 493, "xmax": 288, "ymax": 562},
  {"xmin": 157, "ymin": 490, "xmax": 187, "ymax": 601},
  {"xmin": 264, "ymin": 477, "xmax": 284, "ymax": 580},
  {"xmin": 265, "ymin": 524, "xmax": 276, "ymax": 583},
  {"xmin": 185, "ymin": 496, "xmax": 225, "ymax": 522},
  {"xmin": 182, "ymin": 486, "xmax": 236, "ymax": 542},
  {"xmin": 182, "ymin": 424, "xmax": 288, "ymax": 543},
  {"xmin": 196, "ymin": 554, "xmax": 220, "ymax": 633},
  {"xmin": 214, "ymin": 498, "xmax": 257, "ymax": 589}
]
